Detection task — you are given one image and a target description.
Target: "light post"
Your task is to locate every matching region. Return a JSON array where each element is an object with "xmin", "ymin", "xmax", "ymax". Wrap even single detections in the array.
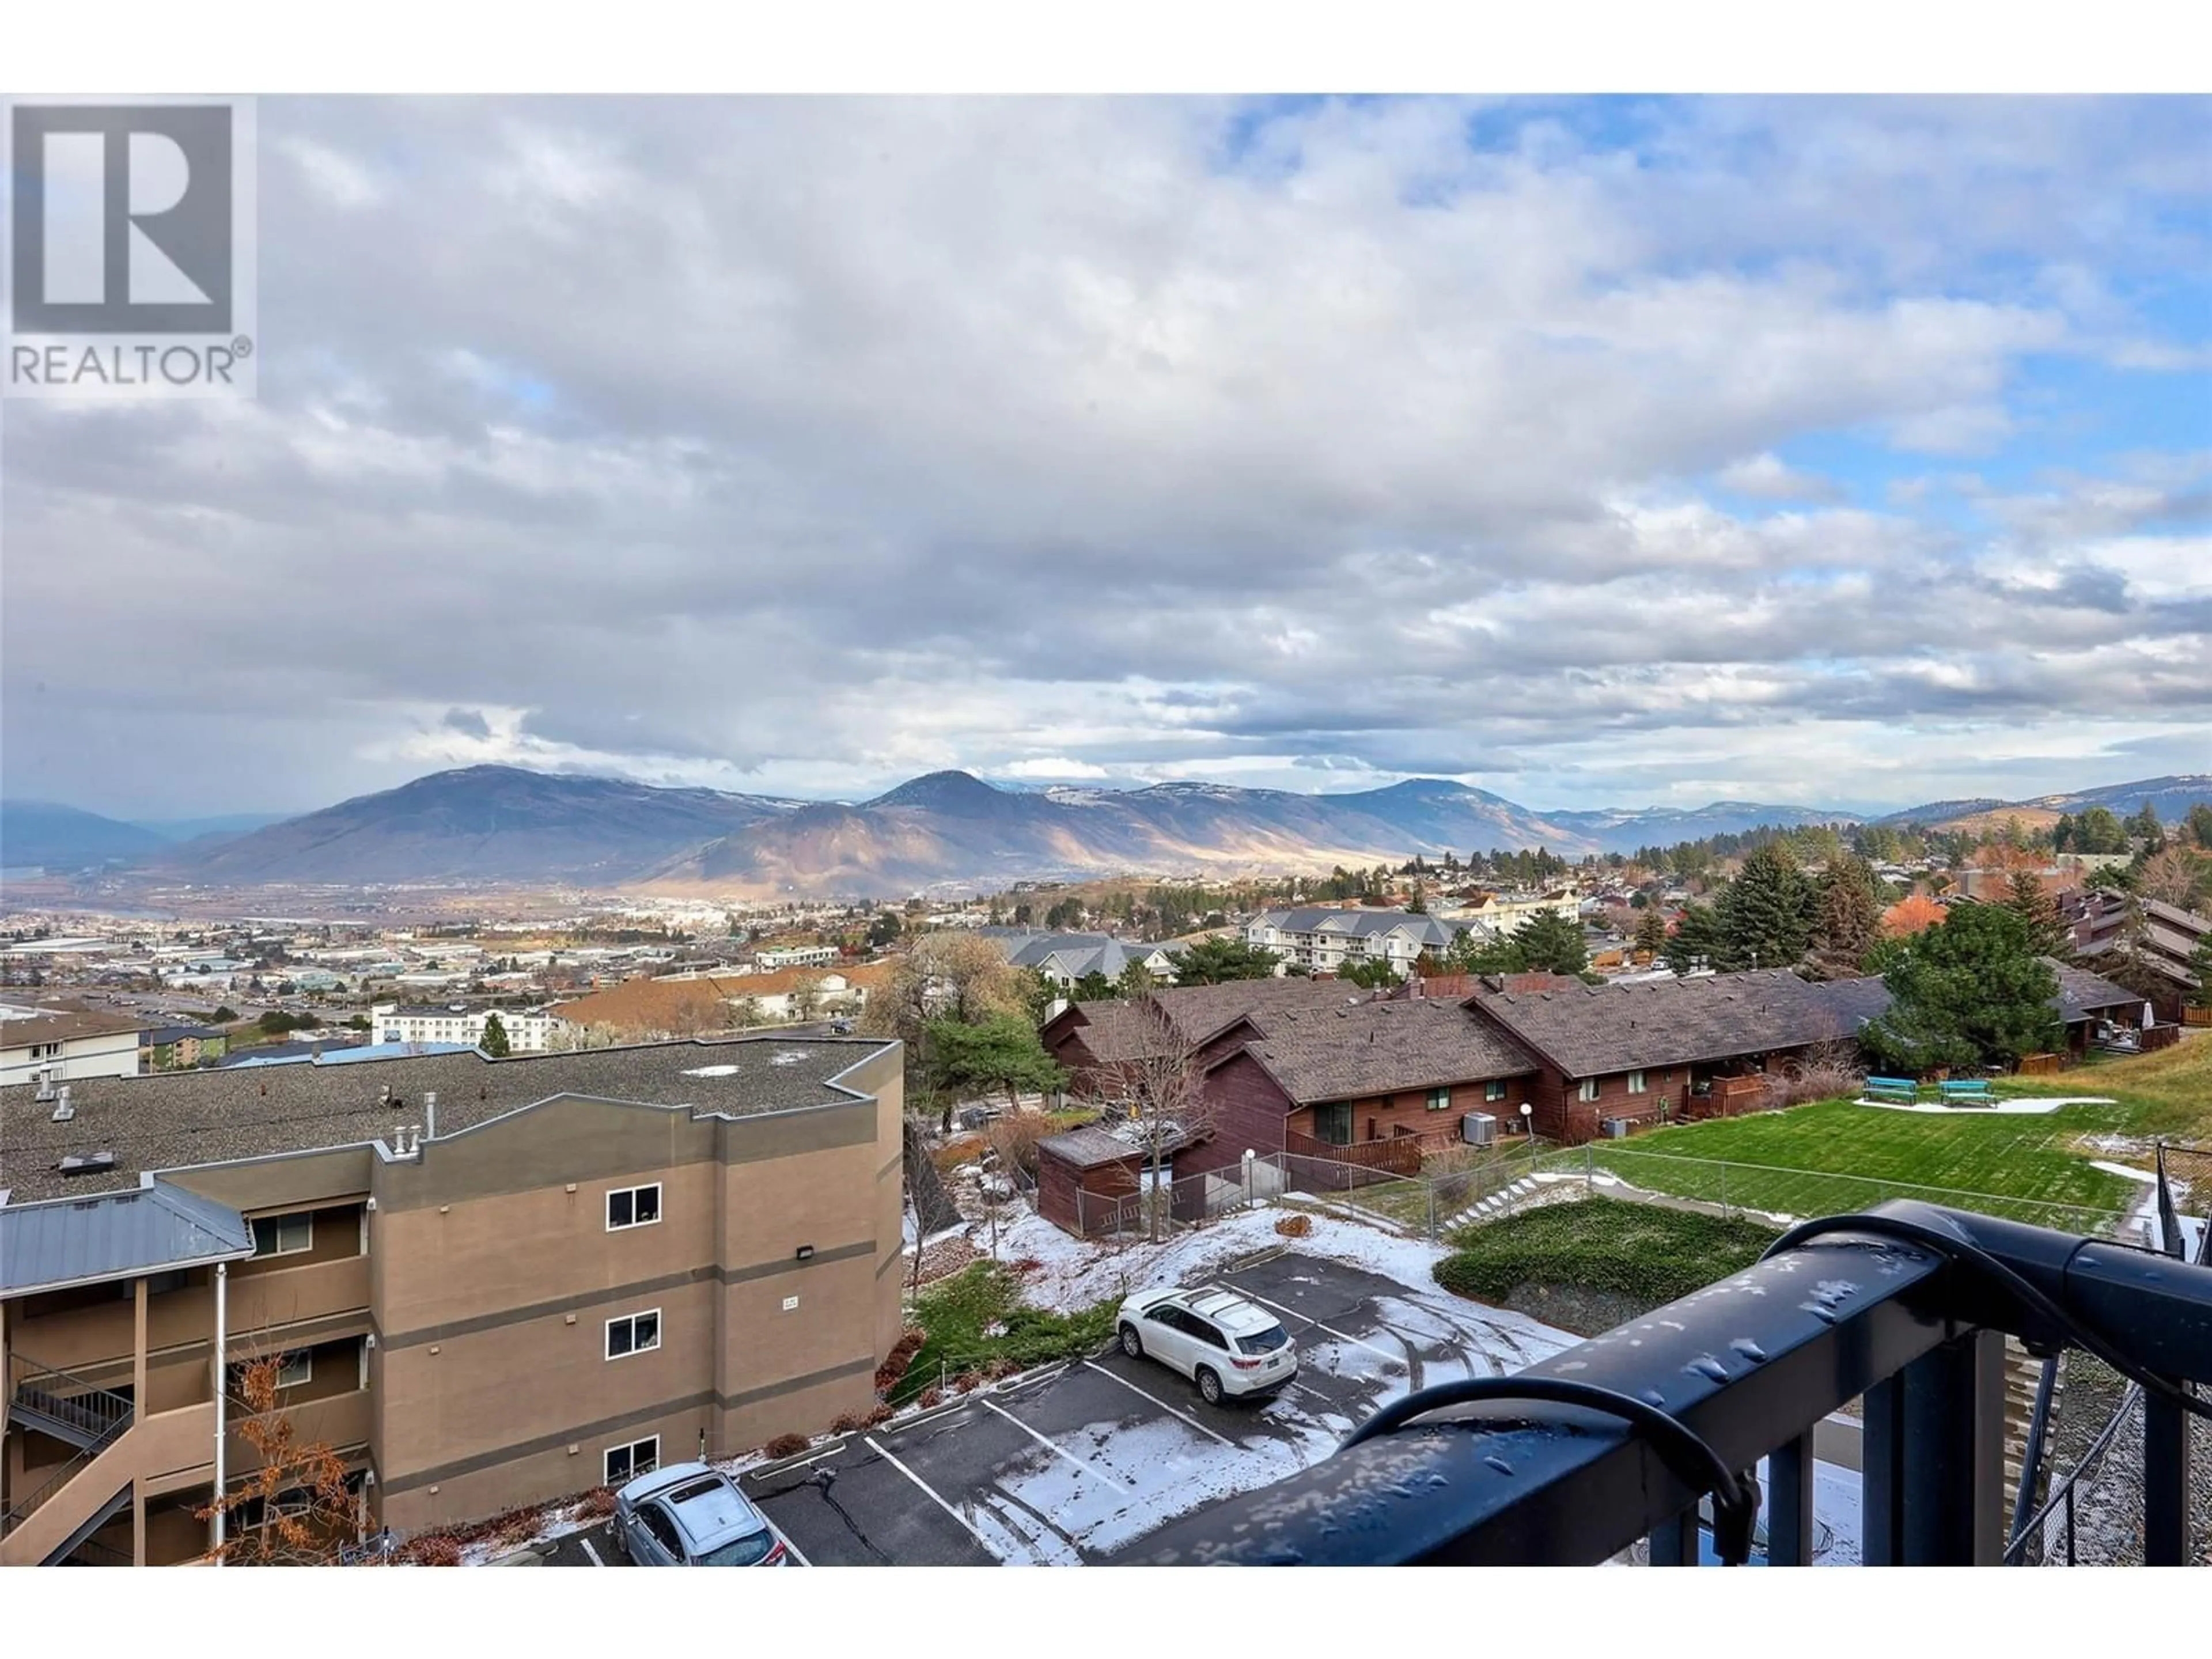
[{"xmin": 1519, "ymin": 1102, "xmax": 1533, "ymax": 1141}]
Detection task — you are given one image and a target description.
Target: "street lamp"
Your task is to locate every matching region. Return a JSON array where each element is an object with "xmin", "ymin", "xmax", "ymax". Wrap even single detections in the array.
[{"xmin": 1520, "ymin": 1103, "xmax": 1534, "ymax": 1139}]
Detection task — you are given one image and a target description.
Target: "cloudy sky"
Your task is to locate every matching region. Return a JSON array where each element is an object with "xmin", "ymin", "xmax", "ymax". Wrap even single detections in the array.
[{"xmin": 4, "ymin": 95, "xmax": 2208, "ymax": 821}]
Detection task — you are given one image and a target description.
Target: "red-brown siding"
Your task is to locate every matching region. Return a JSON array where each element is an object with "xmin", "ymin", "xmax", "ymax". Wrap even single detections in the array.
[{"xmin": 1183, "ymin": 1051, "xmax": 1300, "ymax": 1177}]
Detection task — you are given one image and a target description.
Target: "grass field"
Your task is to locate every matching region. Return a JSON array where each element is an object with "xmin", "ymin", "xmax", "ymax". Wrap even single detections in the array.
[{"xmin": 1581, "ymin": 1035, "xmax": 2210, "ymax": 1229}]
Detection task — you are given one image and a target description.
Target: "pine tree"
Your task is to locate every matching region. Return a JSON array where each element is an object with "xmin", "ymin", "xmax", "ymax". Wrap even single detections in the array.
[
  {"xmin": 479, "ymin": 1012, "xmax": 512, "ymax": 1057},
  {"xmin": 1715, "ymin": 842, "xmax": 1814, "ymax": 970},
  {"xmin": 1668, "ymin": 903, "xmax": 1723, "ymax": 973},
  {"xmin": 1809, "ymin": 854, "xmax": 1882, "ymax": 975},
  {"xmin": 2003, "ymin": 870, "xmax": 2067, "ymax": 959},
  {"xmin": 1634, "ymin": 908, "xmax": 1669, "ymax": 960}
]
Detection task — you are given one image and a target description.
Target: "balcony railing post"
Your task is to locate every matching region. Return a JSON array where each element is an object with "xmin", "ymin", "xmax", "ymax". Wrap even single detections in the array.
[
  {"xmin": 1647, "ymin": 1512, "xmax": 1700, "ymax": 1566},
  {"xmin": 1863, "ymin": 1373, "xmax": 1906, "ymax": 1566},
  {"xmin": 1897, "ymin": 1328, "xmax": 2008, "ymax": 1566},
  {"xmin": 2142, "ymin": 1385, "xmax": 2190, "ymax": 1567},
  {"xmin": 1766, "ymin": 1433, "xmax": 1815, "ymax": 1566}
]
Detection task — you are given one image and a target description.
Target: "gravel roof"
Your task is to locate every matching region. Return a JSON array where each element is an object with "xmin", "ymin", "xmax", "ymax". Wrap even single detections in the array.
[
  {"xmin": 1236, "ymin": 997, "xmax": 1535, "ymax": 1103},
  {"xmin": 0, "ymin": 1036, "xmax": 897, "ymax": 1205}
]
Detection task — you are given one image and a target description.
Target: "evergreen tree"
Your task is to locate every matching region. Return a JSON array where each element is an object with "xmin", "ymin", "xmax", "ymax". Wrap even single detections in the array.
[
  {"xmin": 1668, "ymin": 904, "xmax": 1724, "ymax": 973},
  {"xmin": 1809, "ymin": 854, "xmax": 1882, "ymax": 975},
  {"xmin": 2190, "ymin": 929, "xmax": 2212, "ymax": 1011},
  {"xmin": 1633, "ymin": 908, "xmax": 1669, "ymax": 959},
  {"xmin": 1335, "ymin": 956, "xmax": 1400, "ymax": 989},
  {"xmin": 1859, "ymin": 904, "xmax": 2062, "ymax": 1072},
  {"xmin": 2003, "ymin": 870, "xmax": 2067, "ymax": 959},
  {"xmin": 1714, "ymin": 842, "xmax": 1814, "ymax": 969},
  {"xmin": 1172, "ymin": 936, "xmax": 1282, "ymax": 984},
  {"xmin": 479, "ymin": 1012, "xmax": 512, "ymax": 1056},
  {"xmin": 1505, "ymin": 910, "xmax": 1588, "ymax": 976},
  {"xmin": 1070, "ymin": 969, "xmax": 1115, "ymax": 1002}
]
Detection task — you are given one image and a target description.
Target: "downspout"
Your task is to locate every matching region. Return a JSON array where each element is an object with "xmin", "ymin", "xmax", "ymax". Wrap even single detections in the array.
[{"xmin": 213, "ymin": 1262, "xmax": 227, "ymax": 1565}]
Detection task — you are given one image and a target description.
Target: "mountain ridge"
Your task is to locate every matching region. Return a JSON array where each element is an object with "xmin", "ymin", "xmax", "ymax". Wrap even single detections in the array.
[{"xmin": 6, "ymin": 766, "xmax": 2203, "ymax": 896}]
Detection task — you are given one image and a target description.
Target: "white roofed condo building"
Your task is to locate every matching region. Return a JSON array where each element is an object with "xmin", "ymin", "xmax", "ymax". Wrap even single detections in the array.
[
  {"xmin": 0, "ymin": 1004, "xmax": 143, "ymax": 1089},
  {"xmin": 370, "ymin": 1002, "xmax": 559, "ymax": 1052},
  {"xmin": 754, "ymin": 945, "xmax": 840, "ymax": 970},
  {"xmin": 1244, "ymin": 907, "xmax": 1484, "ymax": 979}
]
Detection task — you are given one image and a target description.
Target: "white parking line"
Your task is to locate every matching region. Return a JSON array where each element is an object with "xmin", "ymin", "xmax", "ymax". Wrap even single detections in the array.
[
  {"xmin": 767, "ymin": 1520, "xmax": 812, "ymax": 1568},
  {"xmin": 580, "ymin": 1536, "xmax": 604, "ymax": 1567},
  {"xmin": 1232, "ymin": 1287, "xmax": 1402, "ymax": 1362},
  {"xmin": 863, "ymin": 1435, "xmax": 992, "ymax": 1548},
  {"xmin": 978, "ymin": 1396, "xmax": 1130, "ymax": 1493},
  {"xmin": 1081, "ymin": 1359, "xmax": 1235, "ymax": 1447}
]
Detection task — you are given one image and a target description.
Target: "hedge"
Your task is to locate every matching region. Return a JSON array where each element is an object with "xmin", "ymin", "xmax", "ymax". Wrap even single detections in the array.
[{"xmin": 1434, "ymin": 1198, "xmax": 1781, "ymax": 1307}]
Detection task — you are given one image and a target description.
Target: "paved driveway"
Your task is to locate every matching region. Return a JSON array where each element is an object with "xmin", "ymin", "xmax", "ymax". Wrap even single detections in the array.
[{"xmin": 542, "ymin": 1250, "xmax": 1573, "ymax": 1567}]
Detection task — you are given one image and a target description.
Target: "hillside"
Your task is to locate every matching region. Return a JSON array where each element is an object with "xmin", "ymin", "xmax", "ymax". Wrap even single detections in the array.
[{"xmin": 0, "ymin": 801, "xmax": 169, "ymax": 870}]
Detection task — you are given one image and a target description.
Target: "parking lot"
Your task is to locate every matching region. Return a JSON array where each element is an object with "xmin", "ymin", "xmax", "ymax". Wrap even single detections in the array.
[{"xmin": 545, "ymin": 1249, "xmax": 1575, "ymax": 1566}]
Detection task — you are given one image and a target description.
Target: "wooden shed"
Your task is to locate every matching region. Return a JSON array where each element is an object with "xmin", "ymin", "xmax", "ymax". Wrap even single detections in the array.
[{"xmin": 1036, "ymin": 1126, "xmax": 1145, "ymax": 1238}]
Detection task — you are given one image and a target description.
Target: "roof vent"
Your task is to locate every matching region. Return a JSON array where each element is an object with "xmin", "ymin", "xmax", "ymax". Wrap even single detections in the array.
[
  {"xmin": 50, "ymin": 1085, "xmax": 74, "ymax": 1122},
  {"xmin": 56, "ymin": 1152, "xmax": 117, "ymax": 1177}
]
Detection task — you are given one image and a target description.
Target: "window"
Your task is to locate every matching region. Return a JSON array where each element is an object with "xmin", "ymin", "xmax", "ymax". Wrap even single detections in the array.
[
  {"xmin": 1187, "ymin": 1317, "xmax": 1228, "ymax": 1350},
  {"xmin": 1577, "ymin": 1078, "xmax": 1600, "ymax": 1103},
  {"xmin": 605, "ymin": 1309, "xmax": 661, "ymax": 1360},
  {"xmin": 1426, "ymin": 1086, "xmax": 1451, "ymax": 1112},
  {"xmin": 606, "ymin": 1183, "xmax": 662, "ymax": 1231},
  {"xmin": 1484, "ymin": 1080, "xmax": 1508, "ymax": 1103},
  {"xmin": 1312, "ymin": 1101, "xmax": 1353, "ymax": 1146},
  {"xmin": 275, "ymin": 1351, "xmax": 312, "ymax": 1388},
  {"xmin": 604, "ymin": 1435, "xmax": 659, "ymax": 1485},
  {"xmin": 1627, "ymin": 1071, "xmax": 1648, "ymax": 1095},
  {"xmin": 251, "ymin": 1213, "xmax": 314, "ymax": 1257},
  {"xmin": 639, "ymin": 1504, "xmax": 685, "ymax": 1559}
]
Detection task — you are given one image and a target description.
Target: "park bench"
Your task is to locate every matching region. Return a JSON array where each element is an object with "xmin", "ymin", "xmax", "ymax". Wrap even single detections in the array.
[
  {"xmin": 1865, "ymin": 1076, "xmax": 1918, "ymax": 1105},
  {"xmin": 1938, "ymin": 1078, "xmax": 1996, "ymax": 1107}
]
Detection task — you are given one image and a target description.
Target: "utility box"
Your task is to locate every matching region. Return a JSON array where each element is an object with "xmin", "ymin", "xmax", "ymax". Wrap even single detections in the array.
[
  {"xmin": 1461, "ymin": 1111, "xmax": 1497, "ymax": 1147},
  {"xmin": 1601, "ymin": 1118, "xmax": 1631, "ymax": 1139}
]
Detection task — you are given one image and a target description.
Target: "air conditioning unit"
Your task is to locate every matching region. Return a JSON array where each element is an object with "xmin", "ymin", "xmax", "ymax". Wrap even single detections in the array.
[
  {"xmin": 1460, "ymin": 1111, "xmax": 1498, "ymax": 1147},
  {"xmin": 1601, "ymin": 1118, "xmax": 1632, "ymax": 1139}
]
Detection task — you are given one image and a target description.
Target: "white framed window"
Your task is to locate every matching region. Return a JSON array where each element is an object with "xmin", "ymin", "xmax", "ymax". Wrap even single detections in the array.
[
  {"xmin": 1577, "ymin": 1078, "xmax": 1600, "ymax": 1103},
  {"xmin": 251, "ymin": 1213, "xmax": 315, "ymax": 1257},
  {"xmin": 605, "ymin": 1309, "xmax": 662, "ymax": 1360},
  {"xmin": 606, "ymin": 1183, "xmax": 663, "ymax": 1231},
  {"xmin": 1426, "ymin": 1086, "xmax": 1452, "ymax": 1111},
  {"xmin": 275, "ymin": 1350, "xmax": 312, "ymax": 1388},
  {"xmin": 604, "ymin": 1435, "xmax": 660, "ymax": 1486},
  {"xmin": 1627, "ymin": 1071, "xmax": 1648, "ymax": 1095},
  {"xmin": 1484, "ymin": 1080, "xmax": 1508, "ymax": 1103}
]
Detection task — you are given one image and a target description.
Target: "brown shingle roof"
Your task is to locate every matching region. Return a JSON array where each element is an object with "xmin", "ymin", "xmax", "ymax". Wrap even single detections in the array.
[
  {"xmin": 1146, "ymin": 977, "xmax": 1368, "ymax": 1046},
  {"xmin": 1234, "ymin": 998, "xmax": 1535, "ymax": 1104},
  {"xmin": 1, "ymin": 1006, "xmax": 143, "ymax": 1046},
  {"xmin": 1037, "ymin": 1126, "xmax": 1144, "ymax": 1171},
  {"xmin": 1466, "ymin": 969, "xmax": 1861, "ymax": 1078}
]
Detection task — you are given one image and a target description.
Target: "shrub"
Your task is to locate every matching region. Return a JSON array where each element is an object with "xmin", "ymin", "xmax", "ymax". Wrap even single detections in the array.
[
  {"xmin": 930, "ymin": 1132, "xmax": 988, "ymax": 1174},
  {"xmin": 953, "ymin": 1370, "xmax": 984, "ymax": 1393},
  {"xmin": 763, "ymin": 1433, "xmax": 810, "ymax": 1460},
  {"xmin": 830, "ymin": 1411, "xmax": 863, "ymax": 1434},
  {"xmin": 405, "ymin": 1532, "xmax": 465, "ymax": 1567},
  {"xmin": 1435, "ymin": 1198, "xmax": 1778, "ymax": 1308},
  {"xmin": 985, "ymin": 1355, "xmax": 1019, "ymax": 1380},
  {"xmin": 864, "ymin": 1403, "xmax": 896, "ymax": 1427},
  {"xmin": 573, "ymin": 1487, "xmax": 618, "ymax": 1521},
  {"xmin": 917, "ymin": 1387, "xmax": 944, "ymax": 1408},
  {"xmin": 1009, "ymin": 1255, "xmax": 1045, "ymax": 1275},
  {"xmin": 1274, "ymin": 1214, "xmax": 1314, "ymax": 1238},
  {"xmin": 986, "ymin": 1113, "xmax": 1059, "ymax": 1181}
]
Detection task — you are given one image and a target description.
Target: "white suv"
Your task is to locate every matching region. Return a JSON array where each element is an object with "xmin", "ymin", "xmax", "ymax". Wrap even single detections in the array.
[{"xmin": 1116, "ymin": 1286, "xmax": 1298, "ymax": 1404}]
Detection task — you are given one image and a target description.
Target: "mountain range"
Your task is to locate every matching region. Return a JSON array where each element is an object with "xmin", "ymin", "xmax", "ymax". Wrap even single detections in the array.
[{"xmin": 6, "ymin": 766, "xmax": 2205, "ymax": 898}]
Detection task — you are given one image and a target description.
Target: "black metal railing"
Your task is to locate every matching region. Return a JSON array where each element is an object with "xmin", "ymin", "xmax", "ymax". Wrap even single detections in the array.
[
  {"xmin": 2, "ymin": 1355, "xmax": 138, "ymax": 1541},
  {"xmin": 1134, "ymin": 1200, "xmax": 2210, "ymax": 1567}
]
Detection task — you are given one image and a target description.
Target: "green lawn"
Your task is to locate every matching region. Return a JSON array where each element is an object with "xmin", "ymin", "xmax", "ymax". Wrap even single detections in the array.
[
  {"xmin": 1581, "ymin": 1082, "xmax": 2177, "ymax": 1230},
  {"xmin": 1435, "ymin": 1198, "xmax": 1781, "ymax": 1306}
]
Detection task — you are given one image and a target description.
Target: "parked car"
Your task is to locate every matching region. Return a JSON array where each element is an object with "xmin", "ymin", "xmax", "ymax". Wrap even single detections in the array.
[
  {"xmin": 611, "ymin": 1461, "xmax": 789, "ymax": 1566},
  {"xmin": 1116, "ymin": 1285, "xmax": 1298, "ymax": 1404},
  {"xmin": 830, "ymin": 1018, "xmax": 854, "ymax": 1035}
]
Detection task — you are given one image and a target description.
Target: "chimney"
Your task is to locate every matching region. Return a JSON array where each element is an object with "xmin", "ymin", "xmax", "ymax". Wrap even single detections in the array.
[{"xmin": 423, "ymin": 1090, "xmax": 437, "ymax": 1140}]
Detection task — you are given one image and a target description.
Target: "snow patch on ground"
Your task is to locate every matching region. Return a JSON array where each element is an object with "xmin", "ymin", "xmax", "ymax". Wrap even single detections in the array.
[
  {"xmin": 994, "ymin": 1204, "xmax": 1469, "ymax": 1315},
  {"xmin": 1855, "ymin": 1094, "xmax": 2115, "ymax": 1115}
]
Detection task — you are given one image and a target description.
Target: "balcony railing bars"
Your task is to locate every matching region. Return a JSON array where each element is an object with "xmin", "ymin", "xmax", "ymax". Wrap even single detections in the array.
[{"xmin": 1134, "ymin": 1200, "xmax": 2210, "ymax": 1567}]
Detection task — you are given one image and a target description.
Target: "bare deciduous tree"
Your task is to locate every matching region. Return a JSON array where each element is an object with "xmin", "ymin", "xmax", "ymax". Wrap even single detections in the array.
[
  {"xmin": 1118, "ymin": 999, "xmax": 1215, "ymax": 1242},
  {"xmin": 196, "ymin": 1353, "xmax": 359, "ymax": 1565}
]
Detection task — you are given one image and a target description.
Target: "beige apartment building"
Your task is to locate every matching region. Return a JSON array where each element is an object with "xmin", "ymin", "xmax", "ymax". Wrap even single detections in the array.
[{"xmin": 0, "ymin": 1035, "xmax": 905, "ymax": 1565}]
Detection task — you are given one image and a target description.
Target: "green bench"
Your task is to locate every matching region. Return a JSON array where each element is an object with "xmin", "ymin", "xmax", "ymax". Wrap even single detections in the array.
[
  {"xmin": 1865, "ymin": 1076, "xmax": 1918, "ymax": 1104},
  {"xmin": 1938, "ymin": 1079, "xmax": 1997, "ymax": 1107}
]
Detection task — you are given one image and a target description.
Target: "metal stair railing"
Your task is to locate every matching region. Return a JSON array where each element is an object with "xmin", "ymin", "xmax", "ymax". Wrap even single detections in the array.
[
  {"xmin": 9, "ymin": 1355, "xmax": 136, "ymax": 1449},
  {"xmin": 1, "ymin": 1363, "xmax": 137, "ymax": 1540}
]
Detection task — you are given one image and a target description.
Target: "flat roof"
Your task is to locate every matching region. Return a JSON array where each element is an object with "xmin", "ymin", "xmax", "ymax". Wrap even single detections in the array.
[{"xmin": 0, "ymin": 1035, "xmax": 897, "ymax": 1205}]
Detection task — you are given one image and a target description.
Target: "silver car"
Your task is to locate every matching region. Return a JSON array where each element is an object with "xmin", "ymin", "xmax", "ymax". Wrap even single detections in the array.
[{"xmin": 611, "ymin": 1461, "xmax": 789, "ymax": 1566}]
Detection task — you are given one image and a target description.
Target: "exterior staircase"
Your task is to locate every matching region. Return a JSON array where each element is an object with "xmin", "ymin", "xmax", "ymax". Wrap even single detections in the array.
[
  {"xmin": 2001, "ymin": 1338, "xmax": 2061, "ymax": 1535},
  {"xmin": 4, "ymin": 1359, "xmax": 139, "ymax": 1567}
]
